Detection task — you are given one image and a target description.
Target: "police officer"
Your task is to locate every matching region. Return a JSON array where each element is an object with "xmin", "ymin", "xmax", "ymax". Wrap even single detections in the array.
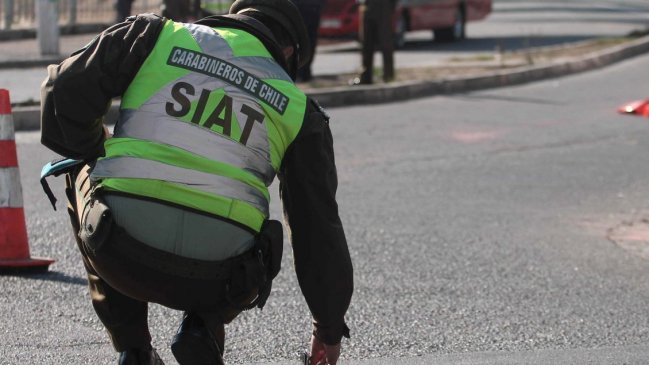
[
  {"xmin": 115, "ymin": 0, "xmax": 134, "ymax": 22},
  {"xmin": 161, "ymin": 0, "xmax": 194, "ymax": 22},
  {"xmin": 293, "ymin": 0, "xmax": 324, "ymax": 82},
  {"xmin": 39, "ymin": 0, "xmax": 353, "ymax": 364},
  {"xmin": 353, "ymin": 0, "xmax": 395, "ymax": 84}
]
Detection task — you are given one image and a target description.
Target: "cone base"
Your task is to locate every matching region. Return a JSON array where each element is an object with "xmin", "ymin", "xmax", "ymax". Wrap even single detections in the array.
[{"xmin": 0, "ymin": 257, "xmax": 55, "ymax": 274}]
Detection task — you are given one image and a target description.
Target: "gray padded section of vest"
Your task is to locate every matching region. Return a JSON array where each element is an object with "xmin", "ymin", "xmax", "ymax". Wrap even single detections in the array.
[
  {"xmin": 120, "ymin": 76, "xmax": 274, "ymax": 180},
  {"xmin": 115, "ymin": 110, "xmax": 274, "ymax": 186},
  {"xmin": 187, "ymin": 22, "xmax": 291, "ymax": 81},
  {"xmin": 185, "ymin": 22, "xmax": 233, "ymax": 57},
  {"xmin": 104, "ymin": 194, "xmax": 255, "ymax": 260}
]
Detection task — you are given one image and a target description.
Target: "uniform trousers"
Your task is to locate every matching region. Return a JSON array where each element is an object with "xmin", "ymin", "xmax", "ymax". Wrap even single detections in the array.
[
  {"xmin": 295, "ymin": 0, "xmax": 324, "ymax": 81},
  {"xmin": 66, "ymin": 164, "xmax": 259, "ymax": 352},
  {"xmin": 359, "ymin": 0, "xmax": 396, "ymax": 84}
]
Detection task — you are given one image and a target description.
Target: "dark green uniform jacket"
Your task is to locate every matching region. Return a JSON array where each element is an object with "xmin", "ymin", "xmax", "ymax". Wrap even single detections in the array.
[{"xmin": 40, "ymin": 13, "xmax": 352, "ymax": 345}]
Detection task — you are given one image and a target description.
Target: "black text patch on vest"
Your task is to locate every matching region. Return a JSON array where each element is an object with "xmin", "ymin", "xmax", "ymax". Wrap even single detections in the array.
[
  {"xmin": 166, "ymin": 81, "xmax": 265, "ymax": 146},
  {"xmin": 167, "ymin": 47, "xmax": 289, "ymax": 114}
]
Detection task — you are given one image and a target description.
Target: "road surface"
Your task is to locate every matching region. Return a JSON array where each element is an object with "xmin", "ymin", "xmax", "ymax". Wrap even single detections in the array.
[{"xmin": 4, "ymin": 42, "xmax": 649, "ymax": 365}]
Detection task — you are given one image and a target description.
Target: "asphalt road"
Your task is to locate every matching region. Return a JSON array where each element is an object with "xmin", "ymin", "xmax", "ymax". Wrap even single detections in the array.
[{"xmin": 4, "ymin": 43, "xmax": 649, "ymax": 365}]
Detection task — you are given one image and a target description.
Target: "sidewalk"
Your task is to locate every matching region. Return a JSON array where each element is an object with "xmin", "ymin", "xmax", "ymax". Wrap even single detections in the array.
[
  {"xmin": 3, "ymin": 31, "xmax": 649, "ymax": 131},
  {"xmin": 0, "ymin": 33, "xmax": 99, "ymax": 68}
]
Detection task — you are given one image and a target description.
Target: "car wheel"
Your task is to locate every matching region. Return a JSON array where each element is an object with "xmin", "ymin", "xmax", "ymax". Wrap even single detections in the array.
[
  {"xmin": 394, "ymin": 12, "xmax": 407, "ymax": 49},
  {"xmin": 433, "ymin": 6, "xmax": 465, "ymax": 42}
]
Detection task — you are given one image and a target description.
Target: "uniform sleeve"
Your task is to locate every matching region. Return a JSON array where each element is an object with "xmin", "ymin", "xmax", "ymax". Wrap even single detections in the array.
[
  {"xmin": 40, "ymin": 14, "xmax": 164, "ymax": 160},
  {"xmin": 278, "ymin": 100, "xmax": 353, "ymax": 345}
]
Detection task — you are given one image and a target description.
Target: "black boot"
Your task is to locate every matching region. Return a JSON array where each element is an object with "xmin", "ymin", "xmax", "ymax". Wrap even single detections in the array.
[
  {"xmin": 171, "ymin": 312, "xmax": 224, "ymax": 365},
  {"xmin": 118, "ymin": 347, "xmax": 165, "ymax": 365}
]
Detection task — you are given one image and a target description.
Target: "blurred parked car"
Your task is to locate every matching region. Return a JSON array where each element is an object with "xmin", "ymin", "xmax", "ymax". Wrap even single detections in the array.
[{"xmin": 318, "ymin": 0, "xmax": 492, "ymax": 46}]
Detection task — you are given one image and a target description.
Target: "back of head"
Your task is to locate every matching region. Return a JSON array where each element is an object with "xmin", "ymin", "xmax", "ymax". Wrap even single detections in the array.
[{"xmin": 229, "ymin": 0, "xmax": 311, "ymax": 78}]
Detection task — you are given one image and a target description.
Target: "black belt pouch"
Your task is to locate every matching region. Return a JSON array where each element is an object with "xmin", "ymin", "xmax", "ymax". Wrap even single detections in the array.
[
  {"xmin": 258, "ymin": 219, "xmax": 283, "ymax": 280},
  {"xmin": 78, "ymin": 197, "xmax": 113, "ymax": 254},
  {"xmin": 235, "ymin": 219, "xmax": 283, "ymax": 310}
]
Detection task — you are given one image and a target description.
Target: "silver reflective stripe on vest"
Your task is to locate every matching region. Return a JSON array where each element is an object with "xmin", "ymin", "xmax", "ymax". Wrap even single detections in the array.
[
  {"xmin": 185, "ymin": 23, "xmax": 232, "ymax": 57},
  {"xmin": 119, "ymin": 75, "xmax": 274, "ymax": 184},
  {"xmin": 117, "ymin": 22, "xmax": 295, "ymax": 186},
  {"xmin": 181, "ymin": 24, "xmax": 282, "ymax": 158},
  {"xmin": 91, "ymin": 157, "xmax": 269, "ymax": 215},
  {"xmin": 186, "ymin": 23, "xmax": 292, "ymax": 82},
  {"xmin": 115, "ymin": 110, "xmax": 275, "ymax": 186}
]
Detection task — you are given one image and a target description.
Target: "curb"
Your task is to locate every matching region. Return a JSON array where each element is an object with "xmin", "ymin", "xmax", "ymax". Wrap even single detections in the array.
[
  {"xmin": 12, "ymin": 103, "xmax": 120, "ymax": 131},
  {"xmin": 309, "ymin": 34, "xmax": 649, "ymax": 108},
  {"xmin": 12, "ymin": 34, "xmax": 649, "ymax": 131},
  {"xmin": 0, "ymin": 56, "xmax": 64, "ymax": 69}
]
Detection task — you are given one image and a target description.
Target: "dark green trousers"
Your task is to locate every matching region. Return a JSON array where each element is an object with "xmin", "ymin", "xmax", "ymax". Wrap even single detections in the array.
[
  {"xmin": 66, "ymin": 165, "xmax": 258, "ymax": 352},
  {"xmin": 359, "ymin": 0, "xmax": 396, "ymax": 83}
]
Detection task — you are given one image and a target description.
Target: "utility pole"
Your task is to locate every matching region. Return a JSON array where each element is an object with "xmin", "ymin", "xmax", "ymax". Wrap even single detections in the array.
[
  {"xmin": 3, "ymin": 0, "xmax": 14, "ymax": 30},
  {"xmin": 36, "ymin": 0, "xmax": 60, "ymax": 56}
]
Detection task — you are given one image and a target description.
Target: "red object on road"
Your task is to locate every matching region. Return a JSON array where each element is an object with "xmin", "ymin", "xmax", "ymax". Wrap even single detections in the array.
[
  {"xmin": 0, "ymin": 89, "xmax": 55, "ymax": 273},
  {"xmin": 617, "ymin": 99, "xmax": 649, "ymax": 118}
]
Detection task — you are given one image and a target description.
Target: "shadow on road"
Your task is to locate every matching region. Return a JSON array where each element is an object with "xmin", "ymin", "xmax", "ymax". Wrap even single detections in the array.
[
  {"xmin": 2, "ymin": 270, "xmax": 87, "ymax": 285},
  {"xmin": 455, "ymin": 93, "xmax": 565, "ymax": 106}
]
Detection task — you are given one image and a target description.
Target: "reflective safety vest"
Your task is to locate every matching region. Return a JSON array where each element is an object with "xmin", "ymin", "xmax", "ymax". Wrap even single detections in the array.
[{"xmin": 91, "ymin": 20, "xmax": 307, "ymax": 233}]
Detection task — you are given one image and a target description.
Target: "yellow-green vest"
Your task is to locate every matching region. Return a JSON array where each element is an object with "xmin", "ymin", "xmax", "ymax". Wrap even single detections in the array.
[{"xmin": 91, "ymin": 20, "xmax": 307, "ymax": 232}]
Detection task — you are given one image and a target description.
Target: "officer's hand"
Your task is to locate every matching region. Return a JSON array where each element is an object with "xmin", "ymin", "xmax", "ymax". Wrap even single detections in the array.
[{"xmin": 309, "ymin": 335, "xmax": 341, "ymax": 365}]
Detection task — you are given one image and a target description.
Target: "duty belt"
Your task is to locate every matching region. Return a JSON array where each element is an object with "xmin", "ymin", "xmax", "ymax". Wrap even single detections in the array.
[{"xmin": 108, "ymin": 224, "xmax": 261, "ymax": 280}]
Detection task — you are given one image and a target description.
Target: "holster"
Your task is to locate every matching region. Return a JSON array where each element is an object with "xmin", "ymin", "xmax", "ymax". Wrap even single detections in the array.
[
  {"xmin": 258, "ymin": 219, "xmax": 283, "ymax": 281},
  {"xmin": 78, "ymin": 196, "xmax": 113, "ymax": 254},
  {"xmin": 61, "ymin": 162, "xmax": 113, "ymax": 255},
  {"xmin": 226, "ymin": 219, "xmax": 283, "ymax": 310}
]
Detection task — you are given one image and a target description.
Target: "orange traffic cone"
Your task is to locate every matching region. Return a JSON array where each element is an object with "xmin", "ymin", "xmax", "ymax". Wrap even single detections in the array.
[
  {"xmin": 617, "ymin": 99, "xmax": 649, "ymax": 118},
  {"xmin": 0, "ymin": 89, "xmax": 54, "ymax": 273}
]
